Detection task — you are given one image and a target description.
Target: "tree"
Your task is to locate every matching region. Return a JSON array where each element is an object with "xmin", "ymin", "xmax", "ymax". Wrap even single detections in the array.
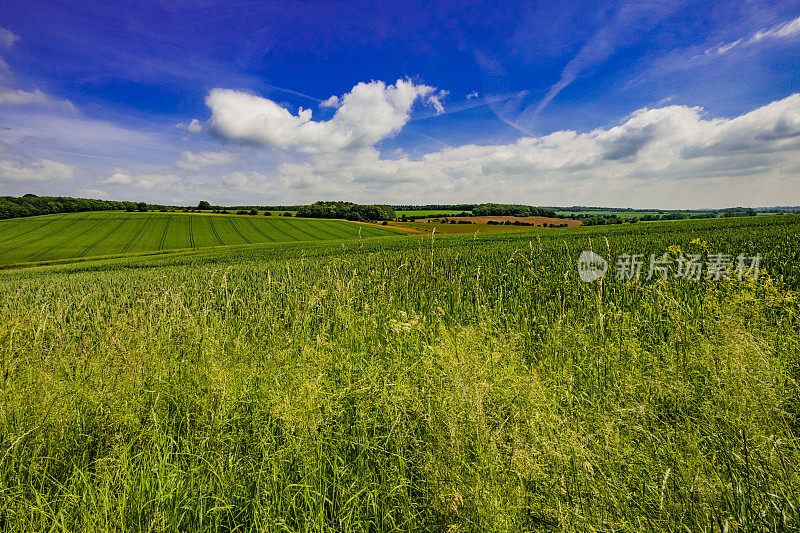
[
  {"xmin": 198, "ymin": 200, "xmax": 211, "ymax": 210},
  {"xmin": 136, "ymin": 202, "xmax": 148, "ymax": 212}
]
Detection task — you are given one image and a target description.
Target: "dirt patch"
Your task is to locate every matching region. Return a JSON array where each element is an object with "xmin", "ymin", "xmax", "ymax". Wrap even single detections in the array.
[{"xmin": 417, "ymin": 216, "xmax": 582, "ymax": 226}]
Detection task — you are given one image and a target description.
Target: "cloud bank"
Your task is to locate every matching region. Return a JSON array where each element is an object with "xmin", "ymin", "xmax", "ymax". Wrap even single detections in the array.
[
  {"xmin": 0, "ymin": 158, "xmax": 74, "ymax": 183},
  {"xmin": 223, "ymin": 92, "xmax": 800, "ymax": 207}
]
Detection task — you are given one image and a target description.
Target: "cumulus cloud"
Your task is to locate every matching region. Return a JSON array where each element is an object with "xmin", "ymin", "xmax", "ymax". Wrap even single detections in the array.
[
  {"xmin": 0, "ymin": 158, "xmax": 74, "ymax": 182},
  {"xmin": 0, "ymin": 27, "xmax": 19, "ymax": 48},
  {"xmin": 220, "ymin": 170, "xmax": 271, "ymax": 191},
  {"xmin": 175, "ymin": 119, "xmax": 203, "ymax": 133},
  {"xmin": 131, "ymin": 173, "xmax": 181, "ymax": 190},
  {"xmin": 0, "ymin": 88, "xmax": 75, "ymax": 110},
  {"xmin": 265, "ymin": 93, "xmax": 800, "ymax": 205},
  {"xmin": 207, "ymin": 79, "xmax": 443, "ymax": 153},
  {"xmin": 176, "ymin": 150, "xmax": 240, "ymax": 171},
  {"xmin": 319, "ymin": 95, "xmax": 340, "ymax": 108},
  {"xmin": 99, "ymin": 169, "xmax": 180, "ymax": 190},
  {"xmin": 187, "ymin": 119, "xmax": 203, "ymax": 133},
  {"xmin": 100, "ymin": 170, "xmax": 133, "ymax": 185}
]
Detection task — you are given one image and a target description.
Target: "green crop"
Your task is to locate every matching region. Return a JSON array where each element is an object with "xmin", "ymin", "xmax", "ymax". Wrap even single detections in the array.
[
  {"xmin": 0, "ymin": 214, "xmax": 798, "ymax": 531},
  {"xmin": 0, "ymin": 212, "xmax": 399, "ymax": 267}
]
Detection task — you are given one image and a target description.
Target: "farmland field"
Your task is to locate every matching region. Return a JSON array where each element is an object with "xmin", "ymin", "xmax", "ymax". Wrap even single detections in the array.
[
  {"xmin": 0, "ymin": 211, "xmax": 400, "ymax": 266},
  {"xmin": 1, "ymin": 214, "xmax": 799, "ymax": 531},
  {"xmin": 394, "ymin": 209, "xmax": 470, "ymax": 217}
]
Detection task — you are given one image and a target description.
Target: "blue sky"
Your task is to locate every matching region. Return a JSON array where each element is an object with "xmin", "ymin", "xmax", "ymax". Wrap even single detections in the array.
[{"xmin": 1, "ymin": 0, "xmax": 799, "ymax": 207}]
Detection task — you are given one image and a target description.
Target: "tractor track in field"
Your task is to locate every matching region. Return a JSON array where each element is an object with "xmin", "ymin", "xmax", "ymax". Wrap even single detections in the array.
[
  {"xmin": 158, "ymin": 216, "xmax": 172, "ymax": 250},
  {"xmin": 121, "ymin": 214, "xmax": 153, "ymax": 253},
  {"xmin": 299, "ymin": 220, "xmax": 350, "ymax": 240},
  {"xmin": 78, "ymin": 215, "xmax": 130, "ymax": 258},
  {"xmin": 260, "ymin": 218, "xmax": 302, "ymax": 241},
  {"xmin": 16, "ymin": 216, "xmax": 88, "ymax": 255},
  {"xmin": 286, "ymin": 220, "xmax": 329, "ymax": 241},
  {"xmin": 208, "ymin": 217, "xmax": 224, "ymax": 245},
  {"xmin": 245, "ymin": 218, "xmax": 276, "ymax": 242},
  {"xmin": 0, "ymin": 214, "xmax": 68, "ymax": 247},
  {"xmin": 188, "ymin": 216, "xmax": 195, "ymax": 248},
  {"xmin": 27, "ymin": 217, "xmax": 108, "ymax": 262},
  {"xmin": 227, "ymin": 218, "xmax": 252, "ymax": 244}
]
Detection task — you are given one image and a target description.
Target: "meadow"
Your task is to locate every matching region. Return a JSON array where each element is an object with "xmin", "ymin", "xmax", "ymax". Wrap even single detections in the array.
[
  {"xmin": 0, "ymin": 212, "xmax": 399, "ymax": 267},
  {"xmin": 394, "ymin": 210, "xmax": 470, "ymax": 217},
  {"xmin": 0, "ymin": 214, "xmax": 798, "ymax": 531}
]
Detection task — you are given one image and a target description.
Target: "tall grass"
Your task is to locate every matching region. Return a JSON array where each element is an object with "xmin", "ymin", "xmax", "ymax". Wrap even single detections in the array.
[{"xmin": 0, "ymin": 215, "xmax": 798, "ymax": 531}]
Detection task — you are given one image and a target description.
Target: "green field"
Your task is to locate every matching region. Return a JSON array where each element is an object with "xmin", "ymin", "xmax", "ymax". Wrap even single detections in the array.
[
  {"xmin": 394, "ymin": 209, "xmax": 470, "ymax": 217},
  {"xmin": 1, "ymin": 215, "xmax": 799, "ymax": 531},
  {"xmin": 0, "ymin": 211, "xmax": 400, "ymax": 266}
]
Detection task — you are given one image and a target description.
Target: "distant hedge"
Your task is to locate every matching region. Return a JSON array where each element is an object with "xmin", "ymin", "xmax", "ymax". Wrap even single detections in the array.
[
  {"xmin": 296, "ymin": 201, "xmax": 396, "ymax": 221},
  {"xmin": 0, "ymin": 195, "xmax": 135, "ymax": 220},
  {"xmin": 472, "ymin": 203, "xmax": 556, "ymax": 218}
]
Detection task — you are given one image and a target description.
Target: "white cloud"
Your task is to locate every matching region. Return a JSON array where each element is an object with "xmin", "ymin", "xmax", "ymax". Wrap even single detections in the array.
[
  {"xmin": 101, "ymin": 170, "xmax": 133, "ymax": 185},
  {"xmin": 0, "ymin": 158, "xmax": 74, "ymax": 182},
  {"xmin": 749, "ymin": 15, "xmax": 800, "ymax": 43},
  {"xmin": 99, "ymin": 169, "xmax": 180, "ymax": 189},
  {"xmin": 75, "ymin": 188, "xmax": 109, "ymax": 199},
  {"xmin": 175, "ymin": 118, "xmax": 203, "ymax": 133},
  {"xmin": 176, "ymin": 150, "xmax": 240, "ymax": 171},
  {"xmin": 187, "ymin": 119, "xmax": 203, "ymax": 133},
  {"xmin": 319, "ymin": 95, "xmax": 340, "ymax": 108},
  {"xmin": 265, "ymin": 93, "xmax": 800, "ymax": 207},
  {"xmin": 0, "ymin": 88, "xmax": 75, "ymax": 110},
  {"xmin": 220, "ymin": 171, "xmax": 271, "ymax": 191},
  {"xmin": 0, "ymin": 27, "xmax": 19, "ymax": 48},
  {"xmin": 207, "ymin": 79, "xmax": 441, "ymax": 153},
  {"xmin": 131, "ymin": 173, "xmax": 181, "ymax": 190},
  {"xmin": 705, "ymin": 15, "xmax": 800, "ymax": 55}
]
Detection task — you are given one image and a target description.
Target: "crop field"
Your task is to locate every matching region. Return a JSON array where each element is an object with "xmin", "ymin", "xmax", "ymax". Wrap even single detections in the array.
[
  {"xmin": 0, "ymin": 211, "xmax": 400, "ymax": 266},
  {"xmin": 388, "ymin": 219, "xmax": 572, "ymax": 234},
  {"xmin": 1, "ymin": 214, "xmax": 799, "ymax": 531},
  {"xmin": 394, "ymin": 209, "xmax": 471, "ymax": 217}
]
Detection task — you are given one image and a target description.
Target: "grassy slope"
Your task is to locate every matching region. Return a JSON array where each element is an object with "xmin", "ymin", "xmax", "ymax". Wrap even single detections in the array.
[
  {"xmin": 0, "ymin": 215, "xmax": 799, "ymax": 531},
  {"xmin": 0, "ymin": 211, "xmax": 401, "ymax": 266}
]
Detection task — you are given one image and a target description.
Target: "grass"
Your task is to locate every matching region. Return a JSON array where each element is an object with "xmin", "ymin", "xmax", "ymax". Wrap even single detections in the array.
[
  {"xmin": 394, "ymin": 210, "xmax": 471, "ymax": 217},
  {"xmin": 0, "ymin": 211, "xmax": 401, "ymax": 266},
  {"xmin": 553, "ymin": 210, "xmax": 710, "ymax": 219},
  {"xmin": 387, "ymin": 220, "xmax": 572, "ymax": 234},
  {"xmin": 0, "ymin": 215, "xmax": 798, "ymax": 531}
]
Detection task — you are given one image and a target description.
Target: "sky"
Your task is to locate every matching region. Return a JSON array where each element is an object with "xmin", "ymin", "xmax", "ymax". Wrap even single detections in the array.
[{"xmin": 0, "ymin": 0, "xmax": 799, "ymax": 208}]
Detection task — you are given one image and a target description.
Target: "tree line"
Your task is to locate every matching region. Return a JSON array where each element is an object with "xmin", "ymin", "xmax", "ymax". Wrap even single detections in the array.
[
  {"xmin": 296, "ymin": 201, "xmax": 396, "ymax": 221},
  {"xmin": 0, "ymin": 195, "xmax": 138, "ymax": 220}
]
